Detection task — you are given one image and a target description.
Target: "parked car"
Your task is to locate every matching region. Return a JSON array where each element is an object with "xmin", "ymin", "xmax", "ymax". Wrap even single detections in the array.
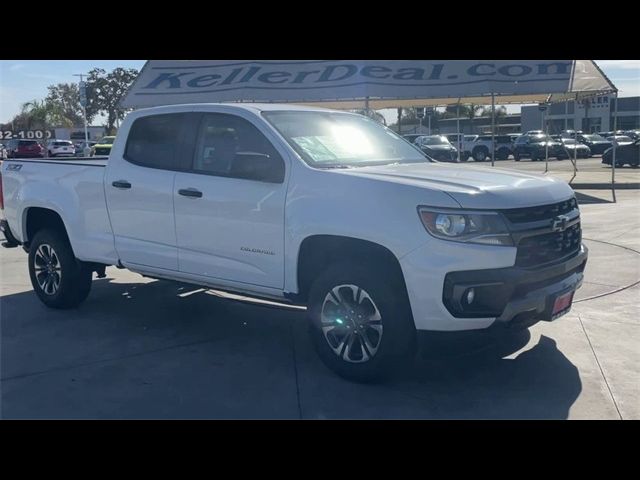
[
  {"xmin": 443, "ymin": 133, "xmax": 490, "ymax": 161},
  {"xmin": 556, "ymin": 138, "xmax": 591, "ymax": 159},
  {"xmin": 513, "ymin": 134, "xmax": 564, "ymax": 161},
  {"xmin": 576, "ymin": 134, "xmax": 612, "ymax": 155},
  {"xmin": 74, "ymin": 141, "xmax": 97, "ymax": 157},
  {"xmin": 402, "ymin": 134, "xmax": 423, "ymax": 144},
  {"xmin": 0, "ymin": 103, "xmax": 588, "ymax": 382},
  {"xmin": 46, "ymin": 140, "xmax": 75, "ymax": 157},
  {"xmin": 91, "ymin": 136, "xmax": 116, "ymax": 156},
  {"xmin": 463, "ymin": 135, "xmax": 514, "ymax": 162},
  {"xmin": 414, "ymin": 135, "xmax": 458, "ymax": 162},
  {"xmin": 623, "ymin": 130, "xmax": 640, "ymax": 141},
  {"xmin": 606, "ymin": 135, "xmax": 634, "ymax": 147},
  {"xmin": 602, "ymin": 140, "xmax": 640, "ymax": 168},
  {"xmin": 5, "ymin": 139, "xmax": 45, "ymax": 158},
  {"xmin": 560, "ymin": 130, "xmax": 583, "ymax": 139},
  {"xmin": 525, "ymin": 130, "xmax": 544, "ymax": 135}
]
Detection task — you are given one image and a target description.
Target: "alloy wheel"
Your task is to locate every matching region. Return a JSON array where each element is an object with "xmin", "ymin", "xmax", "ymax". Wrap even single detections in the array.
[
  {"xmin": 34, "ymin": 244, "xmax": 62, "ymax": 295},
  {"xmin": 320, "ymin": 284, "xmax": 383, "ymax": 363}
]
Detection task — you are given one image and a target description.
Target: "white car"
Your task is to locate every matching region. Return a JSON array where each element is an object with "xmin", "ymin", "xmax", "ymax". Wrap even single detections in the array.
[
  {"xmin": 0, "ymin": 103, "xmax": 588, "ymax": 381},
  {"xmin": 46, "ymin": 140, "xmax": 75, "ymax": 157}
]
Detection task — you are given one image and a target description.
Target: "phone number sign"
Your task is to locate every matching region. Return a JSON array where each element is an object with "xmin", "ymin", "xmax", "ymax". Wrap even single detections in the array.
[{"xmin": 2, "ymin": 130, "xmax": 53, "ymax": 140}]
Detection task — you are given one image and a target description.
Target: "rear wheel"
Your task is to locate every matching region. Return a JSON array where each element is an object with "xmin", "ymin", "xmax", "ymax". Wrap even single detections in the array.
[
  {"xmin": 307, "ymin": 262, "xmax": 416, "ymax": 382},
  {"xmin": 28, "ymin": 229, "xmax": 93, "ymax": 309}
]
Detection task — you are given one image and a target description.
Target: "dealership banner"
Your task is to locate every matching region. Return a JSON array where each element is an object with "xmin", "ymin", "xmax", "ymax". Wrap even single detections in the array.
[{"xmin": 121, "ymin": 60, "xmax": 616, "ymax": 109}]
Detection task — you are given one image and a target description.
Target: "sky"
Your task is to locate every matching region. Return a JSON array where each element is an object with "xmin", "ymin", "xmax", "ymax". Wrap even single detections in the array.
[{"xmin": 1, "ymin": 60, "xmax": 639, "ymax": 125}]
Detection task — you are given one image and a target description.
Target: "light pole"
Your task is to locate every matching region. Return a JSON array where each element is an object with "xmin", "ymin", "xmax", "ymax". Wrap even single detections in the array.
[{"xmin": 73, "ymin": 73, "xmax": 91, "ymax": 157}]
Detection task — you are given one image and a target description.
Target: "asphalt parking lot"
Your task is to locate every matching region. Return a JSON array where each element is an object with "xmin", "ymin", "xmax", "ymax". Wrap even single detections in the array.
[{"xmin": 1, "ymin": 187, "xmax": 638, "ymax": 419}]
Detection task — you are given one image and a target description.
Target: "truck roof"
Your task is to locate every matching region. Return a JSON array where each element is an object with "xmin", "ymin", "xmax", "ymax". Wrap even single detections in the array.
[{"xmin": 130, "ymin": 102, "xmax": 337, "ymax": 115}]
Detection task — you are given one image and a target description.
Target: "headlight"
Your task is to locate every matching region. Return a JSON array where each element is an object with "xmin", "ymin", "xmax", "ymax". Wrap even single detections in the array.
[{"xmin": 418, "ymin": 208, "xmax": 514, "ymax": 246}]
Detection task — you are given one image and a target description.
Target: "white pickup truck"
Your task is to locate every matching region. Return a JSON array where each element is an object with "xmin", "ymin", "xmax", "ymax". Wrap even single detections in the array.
[{"xmin": 0, "ymin": 103, "xmax": 587, "ymax": 381}]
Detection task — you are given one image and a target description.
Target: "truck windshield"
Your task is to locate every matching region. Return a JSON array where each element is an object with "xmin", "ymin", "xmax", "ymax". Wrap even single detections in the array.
[{"xmin": 263, "ymin": 111, "xmax": 427, "ymax": 168}]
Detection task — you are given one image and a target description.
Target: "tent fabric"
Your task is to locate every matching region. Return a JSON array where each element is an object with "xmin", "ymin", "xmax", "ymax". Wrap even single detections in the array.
[{"xmin": 121, "ymin": 60, "xmax": 616, "ymax": 110}]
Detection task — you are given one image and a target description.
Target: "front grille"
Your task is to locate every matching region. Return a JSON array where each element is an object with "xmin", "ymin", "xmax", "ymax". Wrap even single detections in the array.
[
  {"xmin": 515, "ymin": 222, "xmax": 581, "ymax": 267},
  {"xmin": 503, "ymin": 198, "xmax": 578, "ymax": 224},
  {"xmin": 94, "ymin": 147, "xmax": 111, "ymax": 156}
]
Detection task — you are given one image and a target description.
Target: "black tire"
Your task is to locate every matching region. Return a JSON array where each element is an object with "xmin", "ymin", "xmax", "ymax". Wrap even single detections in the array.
[
  {"xmin": 28, "ymin": 229, "xmax": 93, "ymax": 309},
  {"xmin": 472, "ymin": 148, "xmax": 488, "ymax": 162},
  {"xmin": 496, "ymin": 148, "xmax": 509, "ymax": 161},
  {"xmin": 307, "ymin": 262, "xmax": 416, "ymax": 382},
  {"xmin": 514, "ymin": 152, "xmax": 521, "ymax": 161}
]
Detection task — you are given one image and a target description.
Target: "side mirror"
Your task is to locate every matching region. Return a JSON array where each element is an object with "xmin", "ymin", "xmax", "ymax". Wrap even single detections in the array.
[{"xmin": 231, "ymin": 152, "xmax": 285, "ymax": 183}]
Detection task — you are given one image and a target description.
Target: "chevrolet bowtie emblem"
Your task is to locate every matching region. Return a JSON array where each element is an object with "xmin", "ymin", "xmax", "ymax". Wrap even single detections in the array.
[{"xmin": 551, "ymin": 214, "xmax": 570, "ymax": 232}]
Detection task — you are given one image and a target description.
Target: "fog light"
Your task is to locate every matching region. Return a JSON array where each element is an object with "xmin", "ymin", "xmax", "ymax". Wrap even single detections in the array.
[{"xmin": 465, "ymin": 288, "xmax": 475, "ymax": 305}]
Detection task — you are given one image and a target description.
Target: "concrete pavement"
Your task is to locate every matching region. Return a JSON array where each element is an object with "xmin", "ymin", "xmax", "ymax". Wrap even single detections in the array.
[{"xmin": 1, "ymin": 190, "xmax": 638, "ymax": 419}]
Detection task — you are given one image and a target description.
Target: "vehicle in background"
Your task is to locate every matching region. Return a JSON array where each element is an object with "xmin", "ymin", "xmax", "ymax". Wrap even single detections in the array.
[
  {"xmin": 606, "ymin": 135, "xmax": 634, "ymax": 147},
  {"xmin": 74, "ymin": 141, "xmax": 97, "ymax": 157},
  {"xmin": 513, "ymin": 134, "xmax": 563, "ymax": 161},
  {"xmin": 5, "ymin": 139, "xmax": 45, "ymax": 158},
  {"xmin": 414, "ymin": 135, "xmax": 458, "ymax": 162},
  {"xmin": 556, "ymin": 138, "xmax": 591, "ymax": 159},
  {"xmin": 600, "ymin": 131, "xmax": 625, "ymax": 139},
  {"xmin": 91, "ymin": 136, "xmax": 116, "ymax": 156},
  {"xmin": 576, "ymin": 134, "xmax": 612, "ymax": 155},
  {"xmin": 402, "ymin": 134, "xmax": 423, "ymax": 144},
  {"xmin": 602, "ymin": 140, "xmax": 640, "ymax": 167},
  {"xmin": 623, "ymin": 130, "xmax": 640, "ymax": 141},
  {"xmin": 46, "ymin": 140, "xmax": 75, "ymax": 157},
  {"xmin": 0, "ymin": 103, "xmax": 588, "ymax": 382},
  {"xmin": 443, "ymin": 133, "xmax": 482, "ymax": 160},
  {"xmin": 466, "ymin": 135, "xmax": 514, "ymax": 161},
  {"xmin": 525, "ymin": 130, "xmax": 544, "ymax": 135},
  {"xmin": 560, "ymin": 130, "xmax": 583, "ymax": 139}
]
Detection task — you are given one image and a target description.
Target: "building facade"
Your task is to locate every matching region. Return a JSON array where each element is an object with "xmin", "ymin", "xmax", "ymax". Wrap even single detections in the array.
[{"xmin": 521, "ymin": 95, "xmax": 640, "ymax": 135}]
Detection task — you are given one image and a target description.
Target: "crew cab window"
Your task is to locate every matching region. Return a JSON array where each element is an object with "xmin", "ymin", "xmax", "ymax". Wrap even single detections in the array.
[
  {"xmin": 192, "ymin": 113, "xmax": 284, "ymax": 183},
  {"xmin": 124, "ymin": 113, "xmax": 190, "ymax": 170}
]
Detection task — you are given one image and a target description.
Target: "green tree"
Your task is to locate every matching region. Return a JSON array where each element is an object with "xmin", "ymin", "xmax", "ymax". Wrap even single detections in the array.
[
  {"xmin": 350, "ymin": 108, "xmax": 387, "ymax": 125},
  {"xmin": 45, "ymin": 83, "xmax": 88, "ymax": 126},
  {"xmin": 480, "ymin": 105, "xmax": 508, "ymax": 129},
  {"xmin": 19, "ymin": 99, "xmax": 74, "ymax": 129},
  {"xmin": 86, "ymin": 67, "xmax": 139, "ymax": 134}
]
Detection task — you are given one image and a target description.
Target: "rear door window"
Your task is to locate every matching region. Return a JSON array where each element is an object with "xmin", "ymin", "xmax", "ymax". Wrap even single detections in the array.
[{"xmin": 124, "ymin": 113, "xmax": 198, "ymax": 171}]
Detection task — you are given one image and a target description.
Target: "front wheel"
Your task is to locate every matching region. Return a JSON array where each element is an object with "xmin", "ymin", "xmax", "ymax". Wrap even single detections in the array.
[
  {"xmin": 473, "ymin": 149, "xmax": 488, "ymax": 162},
  {"xmin": 28, "ymin": 229, "xmax": 93, "ymax": 309},
  {"xmin": 307, "ymin": 263, "xmax": 416, "ymax": 382}
]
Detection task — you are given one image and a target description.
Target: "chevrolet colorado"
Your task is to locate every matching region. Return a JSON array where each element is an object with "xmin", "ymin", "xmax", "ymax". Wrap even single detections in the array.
[{"xmin": 0, "ymin": 103, "xmax": 587, "ymax": 381}]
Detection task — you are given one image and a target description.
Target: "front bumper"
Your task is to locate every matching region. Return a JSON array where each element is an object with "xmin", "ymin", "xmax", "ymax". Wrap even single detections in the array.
[{"xmin": 400, "ymin": 240, "xmax": 588, "ymax": 332}]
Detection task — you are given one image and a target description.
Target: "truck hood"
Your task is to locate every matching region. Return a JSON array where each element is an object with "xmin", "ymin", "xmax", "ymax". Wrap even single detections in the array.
[{"xmin": 337, "ymin": 162, "xmax": 574, "ymax": 209}]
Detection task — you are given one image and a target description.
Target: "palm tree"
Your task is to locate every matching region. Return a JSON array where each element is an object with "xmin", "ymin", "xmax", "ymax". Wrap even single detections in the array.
[{"xmin": 480, "ymin": 105, "xmax": 508, "ymax": 130}]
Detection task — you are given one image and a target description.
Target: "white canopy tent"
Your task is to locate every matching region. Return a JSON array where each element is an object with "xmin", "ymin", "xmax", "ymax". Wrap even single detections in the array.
[{"xmin": 121, "ymin": 60, "xmax": 619, "ymax": 199}]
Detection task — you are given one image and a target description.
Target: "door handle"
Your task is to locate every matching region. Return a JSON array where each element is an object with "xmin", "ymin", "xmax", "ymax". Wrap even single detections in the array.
[
  {"xmin": 112, "ymin": 180, "xmax": 132, "ymax": 189},
  {"xmin": 178, "ymin": 188, "xmax": 203, "ymax": 198}
]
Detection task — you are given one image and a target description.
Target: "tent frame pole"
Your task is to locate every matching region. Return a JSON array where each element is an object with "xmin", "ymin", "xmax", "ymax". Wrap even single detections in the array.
[
  {"xmin": 491, "ymin": 93, "xmax": 495, "ymax": 167},
  {"xmin": 456, "ymin": 102, "xmax": 461, "ymax": 162},
  {"xmin": 612, "ymin": 91, "xmax": 618, "ymax": 203}
]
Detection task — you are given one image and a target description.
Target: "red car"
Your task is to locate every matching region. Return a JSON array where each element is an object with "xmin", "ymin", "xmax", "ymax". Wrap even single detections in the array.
[{"xmin": 6, "ymin": 139, "xmax": 45, "ymax": 158}]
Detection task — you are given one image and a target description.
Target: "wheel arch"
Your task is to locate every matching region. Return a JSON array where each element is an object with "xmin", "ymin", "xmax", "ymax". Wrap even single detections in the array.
[
  {"xmin": 295, "ymin": 234, "xmax": 408, "ymax": 304},
  {"xmin": 23, "ymin": 207, "xmax": 71, "ymax": 249}
]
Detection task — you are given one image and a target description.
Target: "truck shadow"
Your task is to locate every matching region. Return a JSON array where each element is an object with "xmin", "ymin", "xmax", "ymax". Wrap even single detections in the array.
[{"xmin": 1, "ymin": 276, "xmax": 581, "ymax": 419}]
